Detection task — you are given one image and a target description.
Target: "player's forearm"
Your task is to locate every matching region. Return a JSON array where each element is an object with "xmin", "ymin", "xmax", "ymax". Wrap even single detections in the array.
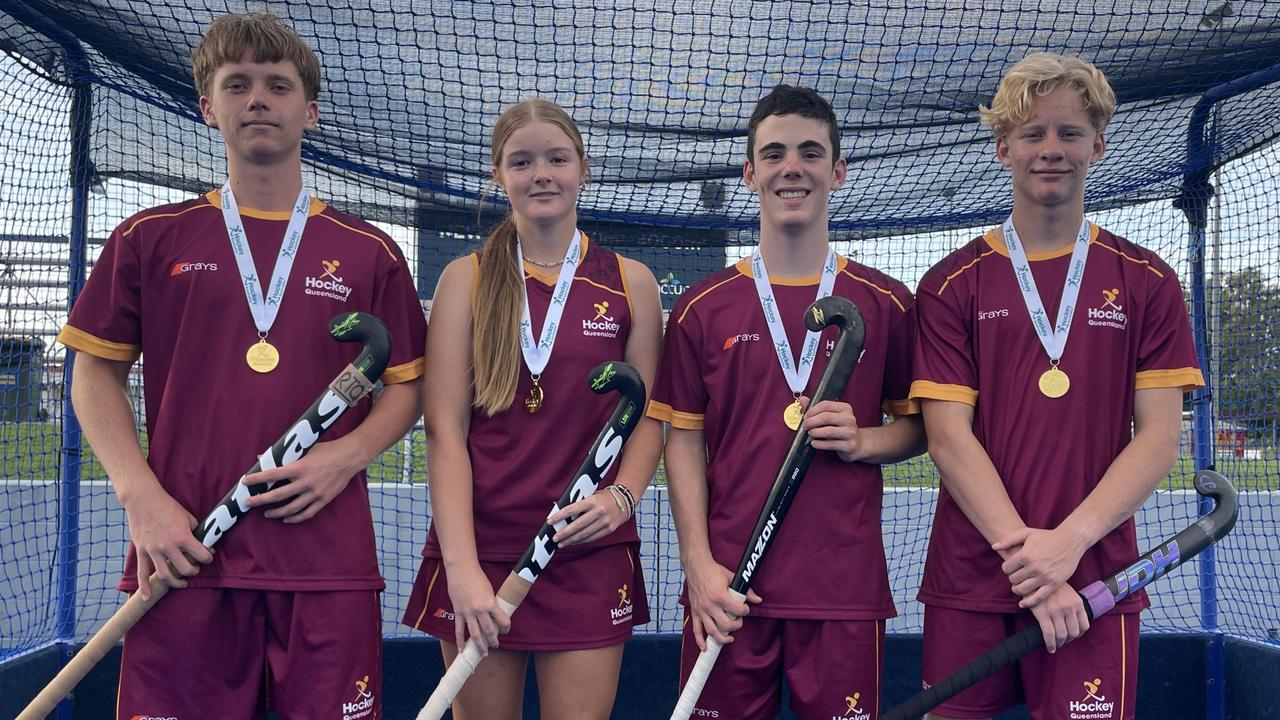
[
  {"xmin": 614, "ymin": 417, "xmax": 664, "ymax": 501},
  {"xmin": 665, "ymin": 428, "xmax": 715, "ymax": 566},
  {"xmin": 1058, "ymin": 389, "xmax": 1183, "ymax": 548},
  {"xmin": 924, "ymin": 401, "xmax": 1026, "ymax": 551},
  {"xmin": 424, "ymin": 426, "xmax": 483, "ymax": 570},
  {"xmin": 853, "ymin": 414, "xmax": 926, "ymax": 465},
  {"xmin": 326, "ymin": 379, "xmax": 423, "ymax": 473},
  {"xmin": 71, "ymin": 353, "xmax": 157, "ymax": 505}
]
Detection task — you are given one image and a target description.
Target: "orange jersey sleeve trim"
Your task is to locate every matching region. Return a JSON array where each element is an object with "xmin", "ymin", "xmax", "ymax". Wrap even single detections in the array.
[
  {"xmin": 909, "ymin": 380, "xmax": 978, "ymax": 406},
  {"xmin": 676, "ymin": 270, "xmax": 745, "ymax": 324},
  {"xmin": 841, "ymin": 267, "xmax": 907, "ymax": 312},
  {"xmin": 646, "ymin": 399, "xmax": 704, "ymax": 429},
  {"xmin": 57, "ymin": 325, "xmax": 140, "ymax": 362},
  {"xmin": 882, "ymin": 398, "xmax": 921, "ymax": 417},
  {"xmin": 1135, "ymin": 367, "xmax": 1204, "ymax": 391},
  {"xmin": 382, "ymin": 357, "xmax": 426, "ymax": 384},
  {"xmin": 122, "ymin": 199, "xmax": 216, "ymax": 238},
  {"xmin": 616, "ymin": 254, "xmax": 635, "ymax": 320}
]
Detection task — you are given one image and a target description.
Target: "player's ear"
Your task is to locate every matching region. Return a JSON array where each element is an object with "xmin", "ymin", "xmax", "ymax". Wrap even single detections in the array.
[
  {"xmin": 743, "ymin": 158, "xmax": 758, "ymax": 193},
  {"xmin": 1090, "ymin": 132, "xmax": 1106, "ymax": 165},
  {"xmin": 830, "ymin": 155, "xmax": 847, "ymax": 190},
  {"xmin": 996, "ymin": 134, "xmax": 1012, "ymax": 168},
  {"xmin": 304, "ymin": 100, "xmax": 319, "ymax": 132},
  {"xmin": 199, "ymin": 96, "xmax": 218, "ymax": 128}
]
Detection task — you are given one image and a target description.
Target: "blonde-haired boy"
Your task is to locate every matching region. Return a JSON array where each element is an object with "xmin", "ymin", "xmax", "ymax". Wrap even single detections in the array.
[{"xmin": 909, "ymin": 53, "xmax": 1203, "ymax": 719}]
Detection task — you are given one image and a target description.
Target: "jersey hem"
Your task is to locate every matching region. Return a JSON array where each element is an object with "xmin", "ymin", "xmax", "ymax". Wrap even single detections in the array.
[
  {"xmin": 918, "ymin": 592, "xmax": 1150, "ymax": 614},
  {"xmin": 58, "ymin": 325, "xmax": 140, "ymax": 362},
  {"xmin": 647, "ymin": 399, "xmax": 704, "ymax": 429},
  {"xmin": 909, "ymin": 380, "xmax": 978, "ymax": 405},
  {"xmin": 383, "ymin": 357, "xmax": 425, "ymax": 384},
  {"xmin": 118, "ymin": 576, "xmax": 386, "ymax": 592},
  {"xmin": 1135, "ymin": 367, "xmax": 1205, "ymax": 390}
]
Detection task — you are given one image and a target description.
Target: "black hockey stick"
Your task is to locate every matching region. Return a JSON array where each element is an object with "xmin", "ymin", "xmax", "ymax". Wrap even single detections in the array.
[
  {"xmin": 671, "ymin": 296, "xmax": 867, "ymax": 720},
  {"xmin": 416, "ymin": 361, "xmax": 647, "ymax": 720},
  {"xmin": 18, "ymin": 311, "xmax": 392, "ymax": 720},
  {"xmin": 882, "ymin": 468, "xmax": 1240, "ymax": 720}
]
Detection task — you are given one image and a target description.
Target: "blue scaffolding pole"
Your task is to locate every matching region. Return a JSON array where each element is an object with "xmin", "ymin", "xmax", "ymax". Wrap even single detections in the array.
[
  {"xmin": 52, "ymin": 45, "xmax": 93, "ymax": 720},
  {"xmin": 1181, "ymin": 59, "xmax": 1280, "ymax": 720}
]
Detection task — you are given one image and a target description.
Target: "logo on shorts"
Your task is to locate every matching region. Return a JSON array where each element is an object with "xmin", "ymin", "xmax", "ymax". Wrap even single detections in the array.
[
  {"xmin": 1067, "ymin": 677, "xmax": 1115, "ymax": 719},
  {"xmin": 583, "ymin": 299, "xmax": 621, "ymax": 338},
  {"xmin": 835, "ymin": 690, "xmax": 871, "ymax": 720},
  {"xmin": 305, "ymin": 259, "xmax": 355, "ymax": 302},
  {"xmin": 1087, "ymin": 288, "xmax": 1127, "ymax": 329},
  {"xmin": 611, "ymin": 583, "xmax": 634, "ymax": 625},
  {"xmin": 433, "ymin": 608, "xmax": 455, "ymax": 622},
  {"xmin": 130, "ymin": 715, "xmax": 178, "ymax": 720},
  {"xmin": 169, "ymin": 260, "xmax": 218, "ymax": 276},
  {"xmin": 340, "ymin": 675, "xmax": 376, "ymax": 720}
]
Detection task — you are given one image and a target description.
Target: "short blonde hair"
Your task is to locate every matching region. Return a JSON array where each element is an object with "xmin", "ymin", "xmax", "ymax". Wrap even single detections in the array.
[
  {"xmin": 980, "ymin": 53, "xmax": 1116, "ymax": 138},
  {"xmin": 193, "ymin": 13, "xmax": 321, "ymax": 101}
]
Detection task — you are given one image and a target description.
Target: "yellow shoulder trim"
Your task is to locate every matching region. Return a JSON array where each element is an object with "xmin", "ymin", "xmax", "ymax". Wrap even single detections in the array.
[
  {"xmin": 58, "ymin": 325, "xmax": 140, "ymax": 362},
  {"xmin": 841, "ymin": 266, "xmax": 906, "ymax": 312},
  {"xmin": 121, "ymin": 198, "xmax": 216, "ymax": 238},
  {"xmin": 909, "ymin": 380, "xmax": 977, "ymax": 405},
  {"xmin": 882, "ymin": 398, "xmax": 921, "ymax": 417},
  {"xmin": 937, "ymin": 247, "xmax": 999, "ymax": 296},
  {"xmin": 382, "ymin": 357, "xmax": 426, "ymax": 384},
  {"xmin": 314, "ymin": 213, "xmax": 398, "ymax": 262},
  {"xmin": 1090, "ymin": 238, "xmax": 1165, "ymax": 278},
  {"xmin": 576, "ymin": 276, "xmax": 628, "ymax": 298},
  {"xmin": 1135, "ymin": 367, "xmax": 1204, "ymax": 391},
  {"xmin": 677, "ymin": 270, "xmax": 745, "ymax": 324},
  {"xmin": 646, "ymin": 400, "xmax": 704, "ymax": 429},
  {"xmin": 616, "ymin": 254, "xmax": 635, "ymax": 321},
  {"xmin": 206, "ymin": 189, "xmax": 327, "ymax": 219}
]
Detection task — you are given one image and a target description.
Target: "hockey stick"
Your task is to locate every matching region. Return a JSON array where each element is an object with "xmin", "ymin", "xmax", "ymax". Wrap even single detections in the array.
[
  {"xmin": 881, "ymin": 468, "xmax": 1240, "ymax": 720},
  {"xmin": 670, "ymin": 296, "xmax": 866, "ymax": 720},
  {"xmin": 416, "ymin": 360, "xmax": 647, "ymax": 720},
  {"xmin": 17, "ymin": 311, "xmax": 392, "ymax": 720}
]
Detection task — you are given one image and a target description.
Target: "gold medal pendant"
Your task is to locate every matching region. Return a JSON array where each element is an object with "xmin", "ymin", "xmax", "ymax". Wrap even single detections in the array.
[
  {"xmin": 246, "ymin": 339, "xmax": 280, "ymax": 373},
  {"xmin": 783, "ymin": 399, "xmax": 804, "ymax": 431},
  {"xmin": 525, "ymin": 376, "xmax": 544, "ymax": 413},
  {"xmin": 1038, "ymin": 366, "xmax": 1070, "ymax": 398}
]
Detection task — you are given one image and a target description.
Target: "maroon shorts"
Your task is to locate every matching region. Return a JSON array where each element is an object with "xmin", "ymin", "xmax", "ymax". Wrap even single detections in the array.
[
  {"xmin": 678, "ymin": 614, "xmax": 885, "ymax": 720},
  {"xmin": 922, "ymin": 605, "xmax": 1140, "ymax": 719},
  {"xmin": 117, "ymin": 588, "xmax": 382, "ymax": 720},
  {"xmin": 402, "ymin": 543, "xmax": 649, "ymax": 651}
]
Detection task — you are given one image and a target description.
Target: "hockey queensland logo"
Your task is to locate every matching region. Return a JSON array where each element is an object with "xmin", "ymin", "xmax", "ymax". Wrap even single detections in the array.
[
  {"xmin": 582, "ymin": 299, "xmax": 621, "ymax": 338},
  {"xmin": 1067, "ymin": 677, "xmax": 1115, "ymax": 719},
  {"xmin": 834, "ymin": 690, "xmax": 871, "ymax": 720},
  {"xmin": 340, "ymin": 675, "xmax": 376, "ymax": 720},
  {"xmin": 1088, "ymin": 287, "xmax": 1128, "ymax": 330},
  {"xmin": 304, "ymin": 258, "xmax": 354, "ymax": 302}
]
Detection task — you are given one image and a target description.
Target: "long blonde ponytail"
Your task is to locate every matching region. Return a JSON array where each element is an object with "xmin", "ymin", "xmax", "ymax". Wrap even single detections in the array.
[
  {"xmin": 470, "ymin": 98, "xmax": 587, "ymax": 415},
  {"xmin": 471, "ymin": 217, "xmax": 523, "ymax": 415}
]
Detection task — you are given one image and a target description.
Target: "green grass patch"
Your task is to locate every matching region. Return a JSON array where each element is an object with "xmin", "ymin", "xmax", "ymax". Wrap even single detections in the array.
[{"xmin": 7, "ymin": 420, "xmax": 1278, "ymax": 491}]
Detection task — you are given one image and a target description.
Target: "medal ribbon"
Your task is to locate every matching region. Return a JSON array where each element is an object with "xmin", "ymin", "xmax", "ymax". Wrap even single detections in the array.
[
  {"xmin": 517, "ymin": 230, "xmax": 583, "ymax": 376},
  {"xmin": 219, "ymin": 183, "xmax": 311, "ymax": 335},
  {"xmin": 751, "ymin": 248, "xmax": 838, "ymax": 396},
  {"xmin": 1002, "ymin": 216, "xmax": 1092, "ymax": 364}
]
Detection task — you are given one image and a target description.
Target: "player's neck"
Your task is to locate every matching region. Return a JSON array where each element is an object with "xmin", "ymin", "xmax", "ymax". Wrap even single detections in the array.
[
  {"xmin": 514, "ymin": 213, "xmax": 579, "ymax": 262},
  {"xmin": 758, "ymin": 224, "xmax": 831, "ymax": 279},
  {"xmin": 225, "ymin": 159, "xmax": 305, "ymax": 213},
  {"xmin": 1009, "ymin": 202, "xmax": 1085, "ymax": 254}
]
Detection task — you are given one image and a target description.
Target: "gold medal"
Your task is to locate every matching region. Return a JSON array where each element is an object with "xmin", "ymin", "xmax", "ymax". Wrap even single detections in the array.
[
  {"xmin": 246, "ymin": 339, "xmax": 280, "ymax": 373},
  {"xmin": 525, "ymin": 378, "xmax": 544, "ymax": 413},
  {"xmin": 783, "ymin": 400, "xmax": 804, "ymax": 431},
  {"xmin": 1038, "ymin": 366, "xmax": 1070, "ymax": 398}
]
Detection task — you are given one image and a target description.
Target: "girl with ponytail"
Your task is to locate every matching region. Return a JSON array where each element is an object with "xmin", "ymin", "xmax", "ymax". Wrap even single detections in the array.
[{"xmin": 403, "ymin": 99, "xmax": 664, "ymax": 719}]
